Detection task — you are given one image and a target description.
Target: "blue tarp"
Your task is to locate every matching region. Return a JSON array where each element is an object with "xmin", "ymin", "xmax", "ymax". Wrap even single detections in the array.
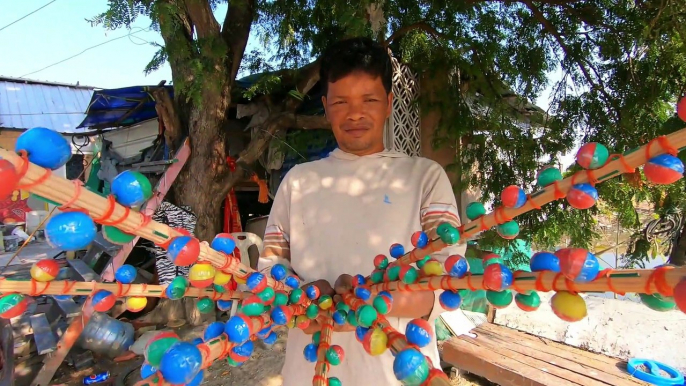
[{"xmin": 77, "ymin": 85, "xmax": 174, "ymax": 129}]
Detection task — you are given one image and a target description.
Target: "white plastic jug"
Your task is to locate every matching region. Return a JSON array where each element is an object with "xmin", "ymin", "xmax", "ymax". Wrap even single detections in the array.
[{"xmin": 26, "ymin": 211, "xmax": 48, "ymax": 234}]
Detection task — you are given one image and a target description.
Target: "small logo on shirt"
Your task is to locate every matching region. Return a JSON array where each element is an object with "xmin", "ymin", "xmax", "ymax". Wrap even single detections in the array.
[{"xmin": 384, "ymin": 195, "xmax": 391, "ymax": 204}]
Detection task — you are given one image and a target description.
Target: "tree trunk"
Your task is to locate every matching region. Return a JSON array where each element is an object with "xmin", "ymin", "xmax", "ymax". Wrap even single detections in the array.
[{"xmin": 669, "ymin": 221, "xmax": 686, "ymax": 266}]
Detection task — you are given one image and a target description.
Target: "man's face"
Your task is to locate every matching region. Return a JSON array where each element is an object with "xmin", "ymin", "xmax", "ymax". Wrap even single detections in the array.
[{"xmin": 322, "ymin": 71, "xmax": 393, "ymax": 156}]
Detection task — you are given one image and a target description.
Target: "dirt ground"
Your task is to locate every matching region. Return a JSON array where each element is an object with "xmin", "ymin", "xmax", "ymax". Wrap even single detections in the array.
[{"xmin": 50, "ymin": 323, "xmax": 494, "ymax": 386}]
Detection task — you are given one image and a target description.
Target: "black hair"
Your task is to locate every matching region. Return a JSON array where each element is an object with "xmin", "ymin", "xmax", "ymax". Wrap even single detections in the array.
[{"xmin": 319, "ymin": 37, "xmax": 393, "ymax": 96}]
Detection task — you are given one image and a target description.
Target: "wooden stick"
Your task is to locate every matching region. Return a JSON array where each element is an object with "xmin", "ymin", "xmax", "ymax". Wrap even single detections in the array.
[
  {"xmin": 368, "ymin": 267, "xmax": 686, "ymax": 297},
  {"xmin": 313, "ymin": 311, "xmax": 334, "ymax": 386},
  {"xmin": 0, "ymin": 278, "xmax": 247, "ymax": 300},
  {"xmin": 0, "ymin": 147, "xmax": 286, "ymax": 291},
  {"xmin": 386, "ymin": 128, "xmax": 686, "ymax": 269}
]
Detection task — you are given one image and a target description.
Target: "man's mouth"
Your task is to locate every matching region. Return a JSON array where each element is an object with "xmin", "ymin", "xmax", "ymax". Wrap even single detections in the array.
[{"xmin": 344, "ymin": 127, "xmax": 369, "ymax": 137}]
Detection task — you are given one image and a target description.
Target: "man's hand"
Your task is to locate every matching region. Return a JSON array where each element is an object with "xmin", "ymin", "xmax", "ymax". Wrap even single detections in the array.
[
  {"xmin": 301, "ymin": 279, "xmax": 335, "ymax": 298},
  {"xmin": 334, "ymin": 274, "xmax": 354, "ymax": 295}
]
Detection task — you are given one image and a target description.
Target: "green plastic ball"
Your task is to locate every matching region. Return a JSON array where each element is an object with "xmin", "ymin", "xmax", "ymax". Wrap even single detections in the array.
[
  {"xmin": 515, "ymin": 291, "xmax": 541, "ymax": 312},
  {"xmin": 312, "ymin": 331, "xmax": 321, "ymax": 345},
  {"xmin": 400, "ymin": 266, "xmax": 418, "ymax": 284},
  {"xmin": 386, "ymin": 266, "xmax": 400, "ymax": 281},
  {"xmin": 328, "ymin": 378, "xmax": 342, "ymax": 386},
  {"xmin": 197, "ymin": 298, "xmax": 214, "ymax": 314},
  {"xmin": 167, "ymin": 277, "xmax": 189, "ymax": 300},
  {"xmin": 274, "ymin": 292, "xmax": 288, "ymax": 306},
  {"xmin": 227, "ymin": 357, "xmax": 243, "ymax": 367},
  {"xmin": 639, "ymin": 293, "xmax": 676, "ymax": 312},
  {"xmin": 537, "ymin": 166, "xmax": 563, "ymax": 187},
  {"xmin": 437, "ymin": 223, "xmax": 460, "ymax": 244},
  {"xmin": 306, "ymin": 304, "xmax": 320, "ymax": 319},
  {"xmin": 346, "ymin": 310, "xmax": 359, "ymax": 327},
  {"xmin": 242, "ymin": 301, "xmax": 265, "ymax": 316},
  {"xmin": 373, "ymin": 295, "xmax": 391, "ymax": 315},
  {"xmin": 102, "ymin": 225, "xmax": 136, "ymax": 245},
  {"xmin": 497, "ymin": 221, "xmax": 520, "ymax": 239},
  {"xmin": 258, "ymin": 287, "xmax": 275, "ymax": 302},
  {"xmin": 486, "ymin": 290, "xmax": 513, "ymax": 308},
  {"xmin": 466, "ymin": 202, "xmax": 487, "ymax": 220},
  {"xmin": 335, "ymin": 302, "xmax": 350, "ymax": 313},
  {"xmin": 289, "ymin": 288, "xmax": 304, "ymax": 304},
  {"xmin": 213, "ymin": 284, "xmax": 226, "ymax": 293},
  {"xmin": 146, "ymin": 335, "xmax": 179, "ymax": 367},
  {"xmin": 356, "ymin": 305, "xmax": 378, "ymax": 328},
  {"xmin": 371, "ymin": 270, "xmax": 384, "ymax": 284}
]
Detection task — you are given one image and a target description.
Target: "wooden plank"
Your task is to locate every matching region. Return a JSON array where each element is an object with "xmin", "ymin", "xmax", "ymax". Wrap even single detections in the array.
[
  {"xmin": 477, "ymin": 324, "xmax": 636, "ymax": 378},
  {"xmin": 473, "ymin": 328, "xmax": 646, "ymax": 386},
  {"xmin": 443, "ymin": 337, "xmax": 580, "ymax": 386},
  {"xmin": 29, "ymin": 314, "xmax": 56, "ymax": 355}
]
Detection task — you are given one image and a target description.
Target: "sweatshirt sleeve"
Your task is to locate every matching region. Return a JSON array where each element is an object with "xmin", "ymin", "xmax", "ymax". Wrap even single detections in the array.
[
  {"xmin": 419, "ymin": 162, "xmax": 467, "ymax": 322},
  {"xmin": 257, "ymin": 169, "xmax": 294, "ymax": 274}
]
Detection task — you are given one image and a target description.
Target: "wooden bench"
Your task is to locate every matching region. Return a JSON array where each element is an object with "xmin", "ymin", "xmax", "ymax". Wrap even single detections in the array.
[{"xmin": 442, "ymin": 322, "xmax": 649, "ymax": 386}]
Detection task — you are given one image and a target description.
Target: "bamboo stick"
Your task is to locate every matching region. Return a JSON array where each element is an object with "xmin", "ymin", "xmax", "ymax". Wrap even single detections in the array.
[
  {"xmin": 313, "ymin": 311, "xmax": 334, "ymax": 386},
  {"xmin": 0, "ymin": 278, "xmax": 247, "ymax": 300},
  {"xmin": 386, "ymin": 128, "xmax": 686, "ymax": 269},
  {"xmin": 0, "ymin": 147, "xmax": 285, "ymax": 291},
  {"xmin": 368, "ymin": 266, "xmax": 686, "ymax": 297}
]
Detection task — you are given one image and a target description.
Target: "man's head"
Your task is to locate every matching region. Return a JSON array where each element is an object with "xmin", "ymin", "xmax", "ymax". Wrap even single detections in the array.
[{"xmin": 320, "ymin": 37, "xmax": 393, "ymax": 156}]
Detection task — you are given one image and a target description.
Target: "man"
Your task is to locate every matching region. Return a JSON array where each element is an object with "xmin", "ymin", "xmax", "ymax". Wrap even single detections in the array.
[{"xmin": 258, "ymin": 36, "xmax": 465, "ymax": 385}]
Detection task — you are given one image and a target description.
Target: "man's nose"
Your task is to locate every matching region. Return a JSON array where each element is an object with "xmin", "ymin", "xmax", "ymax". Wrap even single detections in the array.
[{"xmin": 346, "ymin": 102, "xmax": 365, "ymax": 120}]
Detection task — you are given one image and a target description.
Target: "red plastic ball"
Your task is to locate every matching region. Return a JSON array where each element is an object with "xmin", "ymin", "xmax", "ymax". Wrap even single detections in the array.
[
  {"xmin": 678, "ymin": 96, "xmax": 686, "ymax": 122},
  {"xmin": 674, "ymin": 279, "xmax": 686, "ymax": 314},
  {"xmin": 501, "ymin": 185, "xmax": 526, "ymax": 208},
  {"xmin": 0, "ymin": 160, "xmax": 18, "ymax": 200},
  {"xmin": 156, "ymin": 228, "xmax": 191, "ymax": 249}
]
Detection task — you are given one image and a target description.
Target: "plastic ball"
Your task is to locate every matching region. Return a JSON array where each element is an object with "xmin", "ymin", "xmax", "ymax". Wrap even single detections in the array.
[
  {"xmin": 639, "ymin": 293, "xmax": 675, "ymax": 312},
  {"xmin": 566, "ymin": 183, "xmax": 598, "ymax": 209},
  {"xmin": 197, "ymin": 298, "xmax": 214, "ymax": 314},
  {"xmin": 352, "ymin": 274, "xmax": 366, "ymax": 287},
  {"xmin": 246, "ymin": 272, "xmax": 268, "ymax": 293},
  {"xmin": 15, "ymin": 127, "xmax": 71, "ymax": 169},
  {"xmin": 393, "ymin": 348, "xmax": 430, "ymax": 385},
  {"xmin": 289, "ymin": 288, "xmax": 305, "ymax": 304},
  {"xmin": 91, "ymin": 290, "xmax": 116, "ymax": 312},
  {"xmin": 356, "ymin": 305, "xmax": 378, "ymax": 328},
  {"xmin": 466, "ymin": 202, "xmax": 486, "ymax": 220},
  {"xmin": 328, "ymin": 377, "xmax": 342, "ymax": 386},
  {"xmin": 102, "ymin": 225, "xmax": 136, "ymax": 245},
  {"xmin": 241, "ymin": 295, "xmax": 265, "ymax": 316},
  {"xmin": 226, "ymin": 357, "xmax": 244, "ymax": 367},
  {"xmin": 497, "ymin": 220, "xmax": 520, "ymax": 240},
  {"xmin": 486, "ymin": 290, "xmax": 513, "ymax": 309},
  {"xmin": 355, "ymin": 326, "xmax": 370, "ymax": 343},
  {"xmin": 385, "ymin": 266, "xmax": 400, "ymax": 281},
  {"xmin": 204, "ymin": 321, "xmax": 226, "ymax": 341},
  {"xmin": 318, "ymin": 295, "xmax": 333, "ymax": 310},
  {"xmin": 555, "ymin": 248, "xmax": 599, "ymax": 283},
  {"xmin": 501, "ymin": 185, "xmax": 527, "ymax": 209},
  {"xmin": 374, "ymin": 254, "xmax": 389, "ymax": 269},
  {"xmin": 258, "ymin": 287, "xmax": 275, "ymax": 304},
  {"xmin": 145, "ymin": 331, "xmax": 180, "ymax": 367},
  {"xmin": 234, "ymin": 274, "xmax": 247, "ymax": 285},
  {"xmin": 295, "ymin": 314, "xmax": 310, "ymax": 329},
  {"xmin": 312, "ymin": 331, "xmax": 321, "ymax": 345},
  {"xmin": 159, "ymin": 342, "xmax": 202, "ymax": 384},
  {"xmin": 362, "ymin": 328, "xmax": 388, "ymax": 356},
  {"xmin": 390, "ymin": 243, "xmax": 405, "ymax": 259},
  {"xmin": 229, "ymin": 340, "xmax": 254, "ymax": 362},
  {"xmin": 678, "ymin": 96, "xmax": 686, "ymax": 121},
  {"xmin": 482, "ymin": 253, "xmax": 503, "ymax": 267},
  {"xmin": 326, "ymin": 345, "xmax": 345, "ymax": 366},
  {"xmin": 355, "ymin": 286, "xmax": 371, "ymax": 301},
  {"xmin": 537, "ymin": 166, "xmax": 563, "ymax": 187},
  {"xmin": 576, "ymin": 142, "xmax": 609, "ymax": 170},
  {"xmin": 271, "ymin": 305, "xmax": 293, "ymax": 326},
  {"xmin": 346, "ymin": 310, "xmax": 359, "ymax": 327},
  {"xmin": 370, "ymin": 269, "xmax": 385, "ymax": 283},
  {"xmin": 30, "ymin": 259, "xmax": 60, "ymax": 282},
  {"xmin": 439, "ymin": 290, "xmax": 462, "ymax": 311},
  {"xmin": 165, "ymin": 276, "xmax": 189, "ymax": 299},
  {"xmin": 225, "ymin": 315, "xmax": 252, "ymax": 344},
  {"xmin": 406, "ymin": 319, "xmax": 434, "ymax": 348},
  {"xmin": 411, "ymin": 231, "xmax": 429, "ymax": 248},
  {"xmin": 305, "ymin": 284, "xmax": 320, "ymax": 300},
  {"xmin": 273, "ymin": 291, "xmax": 289, "ymax": 306},
  {"xmin": 422, "ymin": 258, "xmax": 443, "ymax": 276},
  {"xmin": 187, "ymin": 370, "xmax": 204, "ymax": 386},
  {"xmin": 0, "ymin": 160, "xmax": 18, "ymax": 200},
  {"xmin": 483, "ymin": 263, "xmax": 514, "ymax": 291},
  {"xmin": 644, "ymin": 154, "xmax": 684, "ymax": 185},
  {"xmin": 336, "ymin": 302, "xmax": 351, "ymax": 313},
  {"xmin": 189, "ymin": 262, "xmax": 216, "ymax": 288},
  {"xmin": 256, "ymin": 326, "xmax": 272, "ymax": 340},
  {"xmin": 45, "ymin": 212, "xmax": 97, "ymax": 251},
  {"xmin": 156, "ymin": 227, "xmax": 191, "ymax": 249},
  {"xmin": 530, "ymin": 252, "xmax": 560, "ymax": 272},
  {"xmin": 190, "ymin": 337, "xmax": 204, "ymax": 345},
  {"xmin": 115, "ymin": 264, "xmax": 137, "ymax": 284},
  {"xmin": 436, "ymin": 222, "xmax": 460, "ymax": 244},
  {"xmin": 373, "ymin": 295, "xmax": 393, "ymax": 315},
  {"xmin": 303, "ymin": 343, "xmax": 319, "ymax": 362},
  {"xmin": 306, "ymin": 304, "xmax": 319, "ymax": 319},
  {"xmin": 264, "ymin": 331, "xmax": 278, "ymax": 345},
  {"xmin": 0, "ymin": 293, "xmax": 28, "ymax": 319},
  {"xmin": 445, "ymin": 255, "xmax": 468, "ymax": 278},
  {"xmin": 333, "ymin": 310, "xmax": 347, "ymax": 324},
  {"xmin": 126, "ymin": 297, "xmax": 147, "ymax": 312},
  {"xmin": 270, "ymin": 264, "xmax": 287, "ymax": 281},
  {"xmin": 211, "ymin": 233, "xmax": 236, "ymax": 254},
  {"xmin": 399, "ymin": 265, "xmax": 418, "ymax": 284},
  {"xmin": 217, "ymin": 299, "xmax": 233, "ymax": 311},
  {"xmin": 166, "ymin": 236, "xmax": 200, "ymax": 266},
  {"xmin": 284, "ymin": 275, "xmax": 300, "ymax": 289},
  {"xmin": 140, "ymin": 363, "xmax": 157, "ymax": 379},
  {"xmin": 551, "ymin": 291, "xmax": 587, "ymax": 322},
  {"xmin": 416, "ymin": 256, "xmax": 431, "ymax": 269},
  {"xmin": 515, "ymin": 291, "xmax": 541, "ymax": 312},
  {"xmin": 111, "ymin": 170, "xmax": 152, "ymax": 207}
]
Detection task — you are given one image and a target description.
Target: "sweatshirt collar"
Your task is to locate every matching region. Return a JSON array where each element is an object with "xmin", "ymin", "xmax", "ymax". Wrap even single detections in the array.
[{"xmin": 329, "ymin": 148, "xmax": 408, "ymax": 160}]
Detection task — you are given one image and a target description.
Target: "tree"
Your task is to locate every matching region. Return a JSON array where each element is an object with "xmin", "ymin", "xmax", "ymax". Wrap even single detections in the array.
[{"xmin": 90, "ymin": 0, "xmax": 686, "ymax": 264}]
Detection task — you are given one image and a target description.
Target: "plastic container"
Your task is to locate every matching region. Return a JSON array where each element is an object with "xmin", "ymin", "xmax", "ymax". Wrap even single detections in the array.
[
  {"xmin": 77, "ymin": 312, "xmax": 134, "ymax": 358},
  {"xmin": 26, "ymin": 211, "xmax": 48, "ymax": 234},
  {"xmin": 627, "ymin": 358, "xmax": 685, "ymax": 386}
]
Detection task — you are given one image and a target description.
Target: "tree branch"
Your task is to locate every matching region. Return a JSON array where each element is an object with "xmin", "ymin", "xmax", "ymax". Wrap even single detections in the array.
[
  {"xmin": 384, "ymin": 21, "xmax": 446, "ymax": 46},
  {"xmin": 222, "ymin": 0, "xmax": 256, "ymax": 81},
  {"xmin": 151, "ymin": 84, "xmax": 184, "ymax": 153},
  {"xmin": 183, "ymin": 0, "xmax": 221, "ymax": 39}
]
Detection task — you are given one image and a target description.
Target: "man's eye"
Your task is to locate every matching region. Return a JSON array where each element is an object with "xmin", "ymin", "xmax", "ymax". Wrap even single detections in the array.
[
  {"xmin": 333, "ymin": 101, "xmax": 345, "ymax": 105},
  {"xmin": 365, "ymin": 99, "xmax": 378, "ymax": 102}
]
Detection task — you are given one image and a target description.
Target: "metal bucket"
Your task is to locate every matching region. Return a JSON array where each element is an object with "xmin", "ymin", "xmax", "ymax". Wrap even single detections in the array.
[{"xmin": 77, "ymin": 312, "xmax": 134, "ymax": 358}]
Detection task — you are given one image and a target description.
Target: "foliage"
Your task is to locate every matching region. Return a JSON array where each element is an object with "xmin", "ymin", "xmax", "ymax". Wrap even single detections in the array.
[{"xmin": 90, "ymin": 0, "xmax": 686, "ymax": 263}]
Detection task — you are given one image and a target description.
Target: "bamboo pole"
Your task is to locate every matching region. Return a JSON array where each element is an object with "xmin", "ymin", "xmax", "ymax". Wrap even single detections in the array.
[
  {"xmin": 0, "ymin": 148, "xmax": 286, "ymax": 291},
  {"xmin": 313, "ymin": 311, "xmax": 334, "ymax": 386},
  {"xmin": 0, "ymin": 278, "xmax": 247, "ymax": 300},
  {"xmin": 368, "ymin": 266, "xmax": 686, "ymax": 297}
]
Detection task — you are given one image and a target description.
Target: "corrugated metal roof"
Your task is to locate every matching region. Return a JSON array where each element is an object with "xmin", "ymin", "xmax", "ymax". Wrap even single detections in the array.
[{"xmin": 0, "ymin": 76, "xmax": 95, "ymax": 134}]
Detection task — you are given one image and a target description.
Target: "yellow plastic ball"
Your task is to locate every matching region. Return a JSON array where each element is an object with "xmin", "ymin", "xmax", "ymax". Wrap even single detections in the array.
[
  {"xmin": 295, "ymin": 314, "xmax": 310, "ymax": 329},
  {"xmin": 126, "ymin": 296, "xmax": 148, "ymax": 312},
  {"xmin": 213, "ymin": 270, "xmax": 233, "ymax": 286},
  {"xmin": 286, "ymin": 316, "xmax": 296, "ymax": 329},
  {"xmin": 365, "ymin": 328, "xmax": 388, "ymax": 356},
  {"xmin": 30, "ymin": 260, "xmax": 59, "ymax": 282},
  {"xmin": 189, "ymin": 262, "xmax": 216, "ymax": 288},
  {"xmin": 551, "ymin": 291, "xmax": 587, "ymax": 322},
  {"xmin": 234, "ymin": 274, "xmax": 247, "ymax": 285},
  {"xmin": 422, "ymin": 259, "xmax": 443, "ymax": 276},
  {"xmin": 318, "ymin": 295, "xmax": 333, "ymax": 310}
]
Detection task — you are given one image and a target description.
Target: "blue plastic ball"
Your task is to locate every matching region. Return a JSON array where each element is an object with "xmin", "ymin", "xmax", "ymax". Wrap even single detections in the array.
[
  {"xmin": 233, "ymin": 340, "xmax": 254, "ymax": 359},
  {"xmin": 190, "ymin": 337, "xmax": 204, "ymax": 345},
  {"xmin": 263, "ymin": 331, "xmax": 278, "ymax": 345},
  {"xmin": 353, "ymin": 274, "xmax": 366, "ymax": 286},
  {"xmin": 111, "ymin": 170, "xmax": 152, "ymax": 207},
  {"xmin": 140, "ymin": 363, "xmax": 157, "ymax": 379},
  {"xmin": 15, "ymin": 127, "xmax": 71, "ymax": 170},
  {"xmin": 114, "ymin": 264, "xmax": 137, "ymax": 284},
  {"xmin": 270, "ymin": 306, "xmax": 290, "ymax": 326},
  {"xmin": 224, "ymin": 315, "xmax": 251, "ymax": 344},
  {"xmin": 355, "ymin": 326, "xmax": 370, "ymax": 343},
  {"xmin": 303, "ymin": 343, "xmax": 319, "ymax": 362},
  {"xmin": 211, "ymin": 233, "xmax": 236, "ymax": 254},
  {"xmin": 393, "ymin": 348, "xmax": 430, "ymax": 385},
  {"xmin": 204, "ymin": 321, "xmax": 226, "ymax": 341},
  {"xmin": 439, "ymin": 290, "xmax": 462, "ymax": 311},
  {"xmin": 378, "ymin": 291, "xmax": 394, "ymax": 301},
  {"xmin": 187, "ymin": 370, "xmax": 204, "ymax": 386},
  {"xmin": 45, "ymin": 212, "xmax": 97, "ymax": 251},
  {"xmin": 389, "ymin": 243, "xmax": 405, "ymax": 259},
  {"xmin": 270, "ymin": 264, "xmax": 287, "ymax": 281},
  {"xmin": 332, "ymin": 310, "xmax": 346, "ymax": 325},
  {"xmin": 256, "ymin": 326, "xmax": 272, "ymax": 339},
  {"xmin": 530, "ymin": 252, "xmax": 560, "ymax": 272},
  {"xmin": 284, "ymin": 275, "xmax": 300, "ymax": 289},
  {"xmin": 217, "ymin": 299, "xmax": 233, "ymax": 311},
  {"xmin": 406, "ymin": 319, "xmax": 434, "ymax": 348},
  {"xmin": 159, "ymin": 342, "xmax": 202, "ymax": 384},
  {"xmin": 355, "ymin": 287, "xmax": 371, "ymax": 301}
]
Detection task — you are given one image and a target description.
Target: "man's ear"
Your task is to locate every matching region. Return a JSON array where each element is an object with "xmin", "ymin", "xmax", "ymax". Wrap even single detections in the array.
[
  {"xmin": 322, "ymin": 96, "xmax": 329, "ymax": 120},
  {"xmin": 386, "ymin": 92, "xmax": 394, "ymax": 118}
]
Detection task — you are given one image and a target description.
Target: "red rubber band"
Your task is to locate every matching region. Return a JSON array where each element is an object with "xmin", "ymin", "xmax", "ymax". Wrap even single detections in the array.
[
  {"xmin": 646, "ymin": 266, "xmax": 674, "ymax": 297},
  {"xmin": 535, "ymin": 272, "xmax": 549, "ymax": 292},
  {"xmin": 553, "ymin": 181, "xmax": 566, "ymax": 199},
  {"xmin": 18, "ymin": 168, "xmax": 51, "ymax": 190},
  {"xmin": 510, "ymin": 271, "xmax": 525, "ymax": 293},
  {"xmin": 647, "ymin": 135, "xmax": 678, "ymax": 159},
  {"xmin": 608, "ymin": 154, "xmax": 634, "ymax": 173},
  {"xmin": 92, "ymin": 195, "xmax": 117, "ymax": 223},
  {"xmin": 59, "ymin": 180, "xmax": 83, "ymax": 210},
  {"xmin": 479, "ymin": 216, "xmax": 488, "ymax": 231},
  {"xmin": 132, "ymin": 214, "xmax": 152, "ymax": 233},
  {"xmin": 62, "ymin": 280, "xmax": 76, "ymax": 294},
  {"xmin": 527, "ymin": 196, "xmax": 541, "ymax": 210},
  {"xmin": 552, "ymin": 273, "xmax": 565, "ymax": 292},
  {"xmin": 99, "ymin": 206, "xmax": 130, "ymax": 226},
  {"xmin": 564, "ymin": 278, "xmax": 579, "ymax": 294}
]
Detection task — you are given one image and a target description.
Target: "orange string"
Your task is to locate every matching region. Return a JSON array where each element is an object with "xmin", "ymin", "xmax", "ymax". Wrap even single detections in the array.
[
  {"xmin": 62, "ymin": 280, "xmax": 76, "ymax": 294},
  {"xmin": 553, "ymin": 181, "xmax": 566, "ymax": 199},
  {"xmin": 466, "ymin": 274, "xmax": 477, "ymax": 291},
  {"xmin": 552, "ymin": 273, "xmax": 564, "ymax": 292},
  {"xmin": 92, "ymin": 195, "xmax": 117, "ymax": 223},
  {"xmin": 510, "ymin": 271, "xmax": 525, "ymax": 293},
  {"xmin": 99, "ymin": 206, "xmax": 130, "ymax": 226},
  {"xmin": 132, "ymin": 214, "xmax": 152, "ymax": 233},
  {"xmin": 218, "ymin": 253, "xmax": 234, "ymax": 270},
  {"xmin": 59, "ymin": 180, "xmax": 84, "ymax": 210},
  {"xmin": 527, "ymin": 196, "xmax": 541, "ymax": 210},
  {"xmin": 479, "ymin": 216, "xmax": 488, "ymax": 231},
  {"xmin": 564, "ymin": 278, "xmax": 579, "ymax": 294},
  {"xmin": 646, "ymin": 135, "xmax": 678, "ymax": 160},
  {"xmin": 645, "ymin": 266, "xmax": 674, "ymax": 297},
  {"xmin": 608, "ymin": 154, "xmax": 635, "ymax": 173},
  {"xmin": 535, "ymin": 272, "xmax": 549, "ymax": 292}
]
